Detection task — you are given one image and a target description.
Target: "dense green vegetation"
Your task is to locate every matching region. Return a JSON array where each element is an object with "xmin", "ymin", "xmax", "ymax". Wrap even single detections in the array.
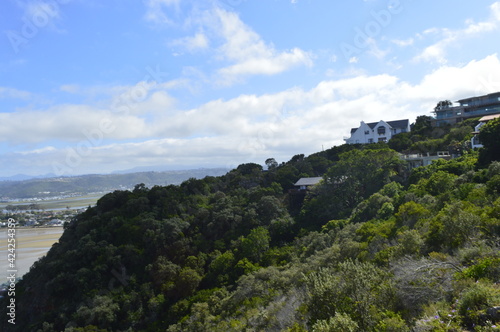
[{"xmin": 4, "ymin": 117, "xmax": 500, "ymax": 331}]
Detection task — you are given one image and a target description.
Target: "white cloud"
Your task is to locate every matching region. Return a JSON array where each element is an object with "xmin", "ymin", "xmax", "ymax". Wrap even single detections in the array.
[
  {"xmin": 4, "ymin": 54, "xmax": 500, "ymax": 175},
  {"xmin": 166, "ymin": 7, "xmax": 313, "ymax": 84},
  {"xmin": 209, "ymin": 8, "xmax": 313, "ymax": 83},
  {"xmin": 170, "ymin": 32, "xmax": 209, "ymax": 52},
  {"xmin": 365, "ymin": 38, "xmax": 389, "ymax": 60},
  {"xmin": 411, "ymin": 54, "xmax": 500, "ymax": 101},
  {"xmin": 145, "ymin": 4, "xmax": 313, "ymax": 84},
  {"xmin": 60, "ymin": 84, "xmax": 80, "ymax": 94},
  {"xmin": 218, "ymin": 47, "xmax": 312, "ymax": 78},
  {"xmin": 414, "ymin": 2, "xmax": 500, "ymax": 63},
  {"xmin": 0, "ymin": 105, "xmax": 148, "ymax": 144},
  {"xmin": 143, "ymin": 0, "xmax": 181, "ymax": 25},
  {"xmin": 493, "ymin": 2, "xmax": 500, "ymax": 21},
  {"xmin": 18, "ymin": 146, "xmax": 57, "ymax": 155},
  {"xmin": 0, "ymin": 87, "xmax": 31, "ymax": 99},
  {"xmin": 416, "ymin": 43, "xmax": 447, "ymax": 64},
  {"xmin": 391, "ymin": 38, "xmax": 414, "ymax": 47},
  {"xmin": 11, "ymin": 0, "xmax": 68, "ymax": 34},
  {"xmin": 26, "ymin": 1, "xmax": 61, "ymax": 20}
]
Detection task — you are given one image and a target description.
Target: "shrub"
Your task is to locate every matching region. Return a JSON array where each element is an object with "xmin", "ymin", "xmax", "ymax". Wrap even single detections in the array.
[
  {"xmin": 312, "ymin": 312, "xmax": 358, "ymax": 332},
  {"xmin": 374, "ymin": 311, "xmax": 410, "ymax": 332},
  {"xmin": 458, "ymin": 282, "xmax": 500, "ymax": 329},
  {"xmin": 460, "ymin": 257, "xmax": 500, "ymax": 282}
]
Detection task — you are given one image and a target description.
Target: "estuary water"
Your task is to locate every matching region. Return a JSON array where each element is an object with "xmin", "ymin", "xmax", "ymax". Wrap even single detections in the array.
[{"xmin": 0, "ymin": 227, "xmax": 64, "ymax": 279}]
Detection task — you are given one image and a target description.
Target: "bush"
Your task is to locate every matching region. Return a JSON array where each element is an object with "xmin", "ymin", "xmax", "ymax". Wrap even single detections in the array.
[
  {"xmin": 312, "ymin": 312, "xmax": 358, "ymax": 332},
  {"xmin": 460, "ymin": 257, "xmax": 500, "ymax": 282},
  {"xmin": 374, "ymin": 311, "xmax": 410, "ymax": 332},
  {"xmin": 395, "ymin": 201, "xmax": 430, "ymax": 229},
  {"xmin": 458, "ymin": 282, "xmax": 500, "ymax": 329},
  {"xmin": 306, "ymin": 260, "xmax": 395, "ymax": 330}
]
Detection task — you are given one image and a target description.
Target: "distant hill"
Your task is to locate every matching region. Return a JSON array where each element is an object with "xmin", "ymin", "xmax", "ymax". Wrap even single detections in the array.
[
  {"xmin": 111, "ymin": 164, "xmax": 224, "ymax": 174},
  {"xmin": 0, "ymin": 168, "xmax": 230, "ymax": 199},
  {"xmin": 0, "ymin": 173, "xmax": 57, "ymax": 182}
]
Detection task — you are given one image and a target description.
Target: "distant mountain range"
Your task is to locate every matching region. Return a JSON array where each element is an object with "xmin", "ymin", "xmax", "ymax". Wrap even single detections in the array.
[
  {"xmin": 0, "ymin": 173, "xmax": 58, "ymax": 182},
  {"xmin": 0, "ymin": 168, "xmax": 230, "ymax": 199}
]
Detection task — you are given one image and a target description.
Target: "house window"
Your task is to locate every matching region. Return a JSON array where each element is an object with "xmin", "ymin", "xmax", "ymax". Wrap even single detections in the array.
[
  {"xmin": 377, "ymin": 126, "xmax": 386, "ymax": 135},
  {"xmin": 378, "ymin": 137, "xmax": 387, "ymax": 142},
  {"xmin": 364, "ymin": 130, "xmax": 370, "ymax": 135},
  {"xmin": 368, "ymin": 138, "xmax": 373, "ymax": 143}
]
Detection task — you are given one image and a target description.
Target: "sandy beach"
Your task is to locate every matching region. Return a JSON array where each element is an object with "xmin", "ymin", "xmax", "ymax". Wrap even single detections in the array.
[{"xmin": 0, "ymin": 227, "xmax": 64, "ymax": 278}]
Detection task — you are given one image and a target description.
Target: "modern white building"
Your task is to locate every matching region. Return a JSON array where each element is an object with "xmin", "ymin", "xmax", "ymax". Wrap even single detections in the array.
[
  {"xmin": 344, "ymin": 119, "xmax": 410, "ymax": 145},
  {"xmin": 400, "ymin": 151, "xmax": 451, "ymax": 170},
  {"xmin": 433, "ymin": 92, "xmax": 500, "ymax": 127}
]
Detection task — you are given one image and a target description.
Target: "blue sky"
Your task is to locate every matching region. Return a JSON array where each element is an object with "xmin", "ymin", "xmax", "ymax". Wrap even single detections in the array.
[{"xmin": 1, "ymin": 0, "xmax": 500, "ymax": 177}]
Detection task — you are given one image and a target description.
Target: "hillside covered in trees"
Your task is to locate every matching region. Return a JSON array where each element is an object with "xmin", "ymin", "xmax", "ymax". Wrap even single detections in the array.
[{"xmin": 4, "ymin": 116, "xmax": 500, "ymax": 331}]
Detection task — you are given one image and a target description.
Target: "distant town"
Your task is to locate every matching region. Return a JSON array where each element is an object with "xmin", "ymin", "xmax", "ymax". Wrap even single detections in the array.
[{"xmin": 0, "ymin": 209, "xmax": 83, "ymax": 228}]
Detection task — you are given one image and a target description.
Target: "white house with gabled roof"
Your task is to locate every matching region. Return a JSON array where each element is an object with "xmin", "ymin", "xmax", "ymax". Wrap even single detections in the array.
[{"xmin": 344, "ymin": 119, "xmax": 410, "ymax": 144}]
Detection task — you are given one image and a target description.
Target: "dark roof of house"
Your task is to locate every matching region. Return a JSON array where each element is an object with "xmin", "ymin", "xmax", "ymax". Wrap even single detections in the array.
[
  {"xmin": 457, "ymin": 91, "xmax": 500, "ymax": 104},
  {"xmin": 294, "ymin": 177, "xmax": 322, "ymax": 187},
  {"xmin": 350, "ymin": 119, "xmax": 409, "ymax": 133},
  {"xmin": 389, "ymin": 119, "xmax": 410, "ymax": 128}
]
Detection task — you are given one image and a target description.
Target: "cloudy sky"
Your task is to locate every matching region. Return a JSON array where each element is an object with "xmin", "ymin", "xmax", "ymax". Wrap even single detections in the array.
[{"xmin": 1, "ymin": 0, "xmax": 500, "ymax": 177}]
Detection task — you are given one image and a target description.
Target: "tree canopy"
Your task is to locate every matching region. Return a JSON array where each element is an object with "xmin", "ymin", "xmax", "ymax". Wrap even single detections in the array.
[{"xmin": 478, "ymin": 117, "xmax": 500, "ymax": 166}]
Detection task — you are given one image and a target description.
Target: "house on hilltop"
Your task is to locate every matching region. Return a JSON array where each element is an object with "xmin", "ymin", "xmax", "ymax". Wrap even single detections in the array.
[
  {"xmin": 344, "ymin": 119, "xmax": 410, "ymax": 145},
  {"xmin": 289, "ymin": 177, "xmax": 323, "ymax": 209},
  {"xmin": 294, "ymin": 177, "xmax": 322, "ymax": 191},
  {"xmin": 432, "ymin": 91, "xmax": 500, "ymax": 126}
]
